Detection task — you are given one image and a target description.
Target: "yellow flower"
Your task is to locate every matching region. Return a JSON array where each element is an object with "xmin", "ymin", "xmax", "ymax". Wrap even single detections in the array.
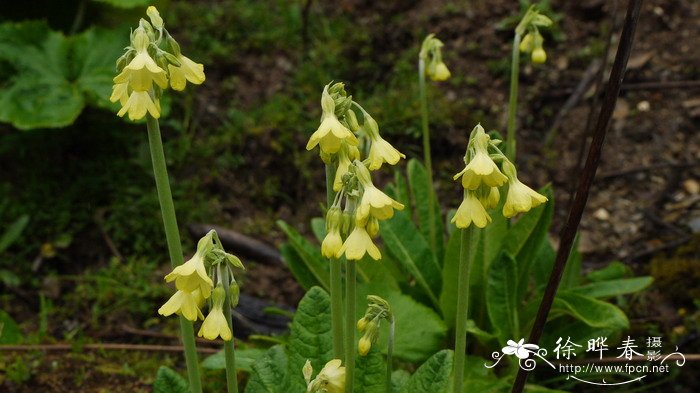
[
  {"xmin": 368, "ymin": 135, "xmax": 405, "ymax": 170},
  {"xmin": 158, "ymin": 290, "xmax": 204, "ymax": 321},
  {"xmin": 116, "ymin": 91, "xmax": 160, "ymax": 120},
  {"xmin": 146, "ymin": 6, "xmax": 164, "ymax": 30},
  {"xmin": 453, "ymin": 126, "xmax": 507, "ymax": 189},
  {"xmin": 311, "ymin": 359, "xmax": 346, "ymax": 393},
  {"xmin": 357, "ymin": 317, "xmax": 369, "ymax": 332},
  {"xmin": 165, "ymin": 250, "xmax": 214, "ymax": 298},
  {"xmin": 321, "ymin": 227, "xmax": 343, "ymax": 259},
  {"xmin": 336, "ymin": 224, "xmax": 380, "ymax": 261},
  {"xmin": 451, "ymin": 192, "xmax": 491, "ymax": 229},
  {"xmin": 357, "ymin": 185, "xmax": 404, "ymax": 223},
  {"xmin": 358, "ymin": 336, "xmax": 372, "ymax": 356},
  {"xmin": 113, "ymin": 30, "xmax": 168, "ymax": 92},
  {"xmin": 306, "ymin": 114, "xmax": 358, "ymax": 154},
  {"xmin": 168, "ymin": 54, "xmax": 205, "ymax": 91},
  {"xmin": 198, "ymin": 287, "xmax": 232, "ymax": 341},
  {"xmin": 531, "ymin": 47, "xmax": 547, "ymax": 64},
  {"xmin": 333, "ymin": 146, "xmax": 354, "ymax": 192},
  {"xmin": 429, "ymin": 61, "xmax": 451, "ymax": 81},
  {"xmin": 481, "ymin": 187, "xmax": 500, "ymax": 210},
  {"xmin": 503, "ymin": 179, "xmax": 548, "ymax": 218},
  {"xmin": 519, "ymin": 33, "xmax": 534, "ymax": 53},
  {"xmin": 110, "ymin": 82, "xmax": 129, "ymax": 106}
]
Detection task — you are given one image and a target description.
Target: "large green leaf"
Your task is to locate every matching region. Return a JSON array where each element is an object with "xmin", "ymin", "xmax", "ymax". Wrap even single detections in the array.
[
  {"xmin": 0, "ymin": 22, "xmax": 124, "ymax": 130},
  {"xmin": 552, "ymin": 291, "xmax": 629, "ymax": 330},
  {"xmin": 570, "ymin": 277, "xmax": 653, "ymax": 299},
  {"xmin": 357, "ymin": 283, "xmax": 447, "ymax": 363},
  {"xmin": 407, "ymin": 159, "xmax": 444, "ymax": 261},
  {"xmin": 354, "ymin": 349, "xmax": 385, "ymax": 393},
  {"xmin": 386, "ymin": 169, "xmax": 412, "ymax": 212},
  {"xmin": 399, "ymin": 350, "xmax": 453, "ymax": 393},
  {"xmin": 153, "ymin": 366, "xmax": 188, "ymax": 393},
  {"xmin": 286, "ymin": 287, "xmax": 334, "ymax": 391},
  {"xmin": 439, "ymin": 229, "xmax": 462, "ymax": 329},
  {"xmin": 486, "ymin": 252, "xmax": 519, "ymax": 344},
  {"xmin": 201, "ymin": 348, "xmax": 267, "ymax": 372},
  {"xmin": 0, "ymin": 310, "xmax": 21, "ymax": 344},
  {"xmin": 380, "ymin": 213, "xmax": 441, "ymax": 308},
  {"xmin": 245, "ymin": 346, "xmax": 290, "ymax": 393},
  {"xmin": 278, "ymin": 221, "xmax": 330, "ymax": 291}
]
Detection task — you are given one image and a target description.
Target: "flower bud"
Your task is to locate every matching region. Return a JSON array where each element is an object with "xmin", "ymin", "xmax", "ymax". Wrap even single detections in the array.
[
  {"xmin": 357, "ymin": 317, "xmax": 368, "ymax": 332},
  {"xmin": 366, "ymin": 217, "xmax": 379, "ymax": 238},
  {"xmin": 531, "ymin": 47, "xmax": 547, "ymax": 64},
  {"xmin": 166, "ymin": 34, "xmax": 182, "ymax": 57},
  {"xmin": 229, "ymin": 281, "xmax": 240, "ymax": 308},
  {"xmin": 147, "ymin": 6, "xmax": 164, "ymax": 30},
  {"xmin": 519, "ymin": 33, "xmax": 534, "ymax": 53},
  {"xmin": 358, "ymin": 335, "xmax": 372, "ymax": 356},
  {"xmin": 345, "ymin": 109, "xmax": 360, "ymax": 133}
]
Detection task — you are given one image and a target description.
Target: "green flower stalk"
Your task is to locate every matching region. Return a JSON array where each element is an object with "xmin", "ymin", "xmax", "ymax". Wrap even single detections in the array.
[
  {"xmin": 506, "ymin": 6, "xmax": 552, "ymax": 162},
  {"xmin": 357, "ymin": 295, "xmax": 394, "ymax": 393},
  {"xmin": 418, "ymin": 34, "xmax": 450, "ymax": 251},
  {"xmin": 111, "ymin": 7, "xmax": 205, "ymax": 392},
  {"xmin": 450, "ymin": 125, "xmax": 547, "ymax": 393}
]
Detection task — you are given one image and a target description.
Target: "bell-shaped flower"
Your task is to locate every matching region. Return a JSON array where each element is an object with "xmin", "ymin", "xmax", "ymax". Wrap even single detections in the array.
[
  {"xmin": 428, "ymin": 61, "xmax": 451, "ymax": 81},
  {"xmin": 158, "ymin": 289, "xmax": 204, "ymax": 322},
  {"xmin": 306, "ymin": 86, "xmax": 358, "ymax": 154},
  {"xmin": 503, "ymin": 179, "xmax": 547, "ymax": 218},
  {"xmin": 322, "ymin": 207, "xmax": 343, "ymax": 258},
  {"xmin": 198, "ymin": 286, "xmax": 232, "ymax": 341},
  {"xmin": 363, "ymin": 114, "xmax": 405, "ymax": 170},
  {"xmin": 168, "ymin": 54, "xmax": 205, "ymax": 91},
  {"xmin": 116, "ymin": 90, "xmax": 160, "ymax": 120},
  {"xmin": 333, "ymin": 144, "xmax": 356, "ymax": 191},
  {"xmin": 355, "ymin": 162, "xmax": 404, "ymax": 223},
  {"xmin": 336, "ymin": 222, "xmax": 380, "ymax": 261},
  {"xmin": 451, "ymin": 191, "xmax": 491, "ymax": 229},
  {"xmin": 453, "ymin": 125, "xmax": 507, "ymax": 189},
  {"xmin": 113, "ymin": 29, "xmax": 168, "ymax": 92},
  {"xmin": 480, "ymin": 187, "xmax": 500, "ymax": 210},
  {"xmin": 307, "ymin": 359, "xmax": 346, "ymax": 393},
  {"xmin": 164, "ymin": 236, "xmax": 214, "ymax": 298},
  {"xmin": 110, "ymin": 82, "xmax": 129, "ymax": 106}
]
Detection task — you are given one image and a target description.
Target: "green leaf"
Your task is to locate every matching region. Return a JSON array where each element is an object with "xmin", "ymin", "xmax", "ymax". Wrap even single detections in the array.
[
  {"xmin": 466, "ymin": 320, "xmax": 497, "ymax": 346},
  {"xmin": 380, "ymin": 213, "xmax": 441, "ymax": 308},
  {"xmin": 354, "ymin": 349, "xmax": 385, "ymax": 393},
  {"xmin": 201, "ymin": 348, "xmax": 267, "ymax": 372},
  {"xmin": 553, "ymin": 291, "xmax": 629, "ymax": 330},
  {"xmin": 0, "ymin": 310, "xmax": 21, "ymax": 344},
  {"xmin": 386, "ymin": 169, "xmax": 411, "ymax": 212},
  {"xmin": 407, "ymin": 159, "xmax": 444, "ymax": 261},
  {"xmin": 0, "ymin": 22, "xmax": 124, "ymax": 130},
  {"xmin": 560, "ymin": 237, "xmax": 582, "ymax": 290},
  {"xmin": 0, "ymin": 215, "xmax": 29, "ymax": 253},
  {"xmin": 399, "ymin": 350, "xmax": 453, "ymax": 393},
  {"xmin": 310, "ymin": 217, "xmax": 326, "ymax": 243},
  {"xmin": 439, "ymin": 229, "xmax": 462, "ymax": 329},
  {"xmin": 486, "ymin": 252, "xmax": 519, "ymax": 344},
  {"xmin": 570, "ymin": 277, "xmax": 653, "ymax": 298},
  {"xmin": 586, "ymin": 261, "xmax": 631, "ymax": 282},
  {"xmin": 93, "ymin": 0, "xmax": 152, "ymax": 8},
  {"xmin": 280, "ymin": 244, "xmax": 320, "ymax": 291},
  {"xmin": 277, "ymin": 221, "xmax": 330, "ymax": 291},
  {"xmin": 391, "ymin": 370, "xmax": 411, "ymax": 393},
  {"xmin": 153, "ymin": 366, "xmax": 188, "ymax": 393},
  {"xmin": 286, "ymin": 287, "xmax": 333, "ymax": 391},
  {"xmin": 245, "ymin": 346, "xmax": 290, "ymax": 393},
  {"xmin": 357, "ymin": 283, "xmax": 447, "ymax": 363}
]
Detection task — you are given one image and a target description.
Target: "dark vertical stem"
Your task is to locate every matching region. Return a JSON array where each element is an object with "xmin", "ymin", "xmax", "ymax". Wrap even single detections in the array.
[{"xmin": 510, "ymin": 1, "xmax": 643, "ymax": 392}]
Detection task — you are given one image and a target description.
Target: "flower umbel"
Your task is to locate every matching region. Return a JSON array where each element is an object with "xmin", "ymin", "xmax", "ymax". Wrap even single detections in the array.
[
  {"xmin": 306, "ymin": 359, "xmax": 346, "ymax": 393},
  {"xmin": 198, "ymin": 286, "xmax": 233, "ymax": 341}
]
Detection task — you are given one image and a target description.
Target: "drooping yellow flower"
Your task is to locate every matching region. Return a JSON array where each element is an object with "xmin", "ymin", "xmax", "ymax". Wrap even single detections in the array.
[
  {"xmin": 358, "ymin": 335, "xmax": 372, "ymax": 356},
  {"xmin": 452, "ymin": 191, "xmax": 491, "ymax": 229},
  {"xmin": 453, "ymin": 125, "xmax": 507, "ymax": 189},
  {"xmin": 306, "ymin": 85, "xmax": 359, "ymax": 155},
  {"xmin": 116, "ymin": 90, "xmax": 160, "ymax": 120},
  {"xmin": 198, "ymin": 286, "xmax": 232, "ymax": 341},
  {"xmin": 503, "ymin": 179, "xmax": 548, "ymax": 218},
  {"xmin": 110, "ymin": 82, "xmax": 129, "ymax": 106},
  {"xmin": 336, "ymin": 223, "xmax": 380, "ymax": 261},
  {"xmin": 321, "ymin": 228, "xmax": 343, "ymax": 259},
  {"xmin": 158, "ymin": 289, "xmax": 204, "ymax": 321},
  {"xmin": 308, "ymin": 359, "xmax": 346, "ymax": 393},
  {"xmin": 354, "ymin": 162, "xmax": 404, "ymax": 223},
  {"xmin": 368, "ymin": 136, "xmax": 405, "ymax": 170},
  {"xmin": 113, "ymin": 30, "xmax": 168, "ymax": 92},
  {"xmin": 168, "ymin": 54, "xmax": 205, "ymax": 91},
  {"xmin": 165, "ymin": 248, "xmax": 214, "ymax": 298},
  {"xmin": 428, "ymin": 61, "xmax": 451, "ymax": 81}
]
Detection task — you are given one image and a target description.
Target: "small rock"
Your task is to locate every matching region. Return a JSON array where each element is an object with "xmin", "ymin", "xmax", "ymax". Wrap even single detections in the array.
[
  {"xmin": 593, "ymin": 208, "xmax": 610, "ymax": 221},
  {"xmin": 683, "ymin": 179, "xmax": 700, "ymax": 195},
  {"xmin": 637, "ymin": 100, "xmax": 650, "ymax": 112}
]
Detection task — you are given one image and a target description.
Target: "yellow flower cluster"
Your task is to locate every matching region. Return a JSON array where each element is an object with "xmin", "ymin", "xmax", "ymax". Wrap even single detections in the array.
[
  {"xmin": 307, "ymin": 83, "xmax": 405, "ymax": 261},
  {"xmin": 304, "ymin": 359, "xmax": 346, "ymax": 393},
  {"xmin": 452, "ymin": 124, "xmax": 547, "ymax": 229},
  {"xmin": 110, "ymin": 6, "xmax": 205, "ymax": 121},
  {"xmin": 420, "ymin": 34, "xmax": 451, "ymax": 82},
  {"xmin": 516, "ymin": 6, "xmax": 553, "ymax": 64},
  {"xmin": 158, "ymin": 230, "xmax": 244, "ymax": 341}
]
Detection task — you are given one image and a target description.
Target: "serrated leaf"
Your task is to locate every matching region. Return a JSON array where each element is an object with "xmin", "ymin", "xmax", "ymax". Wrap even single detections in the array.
[
  {"xmin": 407, "ymin": 159, "xmax": 444, "ymax": 261},
  {"xmin": 286, "ymin": 287, "xmax": 333, "ymax": 391},
  {"xmin": 391, "ymin": 370, "xmax": 411, "ymax": 393},
  {"xmin": 399, "ymin": 350, "xmax": 453, "ymax": 393},
  {"xmin": 380, "ymin": 213, "xmax": 441, "ymax": 308},
  {"xmin": 354, "ymin": 349, "xmax": 385, "ymax": 393},
  {"xmin": 278, "ymin": 221, "xmax": 329, "ymax": 291},
  {"xmin": 486, "ymin": 252, "xmax": 519, "ymax": 344},
  {"xmin": 245, "ymin": 346, "xmax": 290, "ymax": 393},
  {"xmin": 201, "ymin": 348, "xmax": 267, "ymax": 372},
  {"xmin": 153, "ymin": 366, "xmax": 188, "ymax": 393}
]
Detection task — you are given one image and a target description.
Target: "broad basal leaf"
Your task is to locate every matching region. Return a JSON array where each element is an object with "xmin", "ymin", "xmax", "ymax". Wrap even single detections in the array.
[
  {"xmin": 153, "ymin": 366, "xmax": 188, "ymax": 393},
  {"xmin": 399, "ymin": 350, "xmax": 453, "ymax": 393},
  {"xmin": 245, "ymin": 346, "xmax": 290, "ymax": 393}
]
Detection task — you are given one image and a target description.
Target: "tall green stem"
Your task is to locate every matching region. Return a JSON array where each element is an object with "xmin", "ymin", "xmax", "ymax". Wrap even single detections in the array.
[
  {"xmin": 506, "ymin": 33, "xmax": 522, "ymax": 163},
  {"xmin": 221, "ymin": 267, "xmax": 239, "ymax": 393},
  {"xmin": 345, "ymin": 261, "xmax": 357, "ymax": 392},
  {"xmin": 452, "ymin": 225, "xmax": 475, "ymax": 393},
  {"xmin": 146, "ymin": 115, "xmax": 202, "ymax": 393},
  {"xmin": 418, "ymin": 58, "xmax": 437, "ymax": 250},
  {"xmin": 385, "ymin": 317, "xmax": 395, "ymax": 393},
  {"xmin": 325, "ymin": 164, "xmax": 345, "ymax": 359}
]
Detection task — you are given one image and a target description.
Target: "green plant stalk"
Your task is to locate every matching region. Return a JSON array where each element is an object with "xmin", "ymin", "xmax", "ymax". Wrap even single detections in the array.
[
  {"xmin": 418, "ymin": 58, "xmax": 438, "ymax": 251},
  {"xmin": 506, "ymin": 33, "xmax": 522, "ymax": 163},
  {"xmin": 221, "ymin": 267, "xmax": 239, "ymax": 393},
  {"xmin": 345, "ymin": 260, "xmax": 357, "ymax": 392},
  {"xmin": 325, "ymin": 164, "xmax": 345, "ymax": 360},
  {"xmin": 452, "ymin": 225, "xmax": 475, "ymax": 393},
  {"xmin": 146, "ymin": 114, "xmax": 202, "ymax": 393},
  {"xmin": 385, "ymin": 317, "xmax": 395, "ymax": 393}
]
